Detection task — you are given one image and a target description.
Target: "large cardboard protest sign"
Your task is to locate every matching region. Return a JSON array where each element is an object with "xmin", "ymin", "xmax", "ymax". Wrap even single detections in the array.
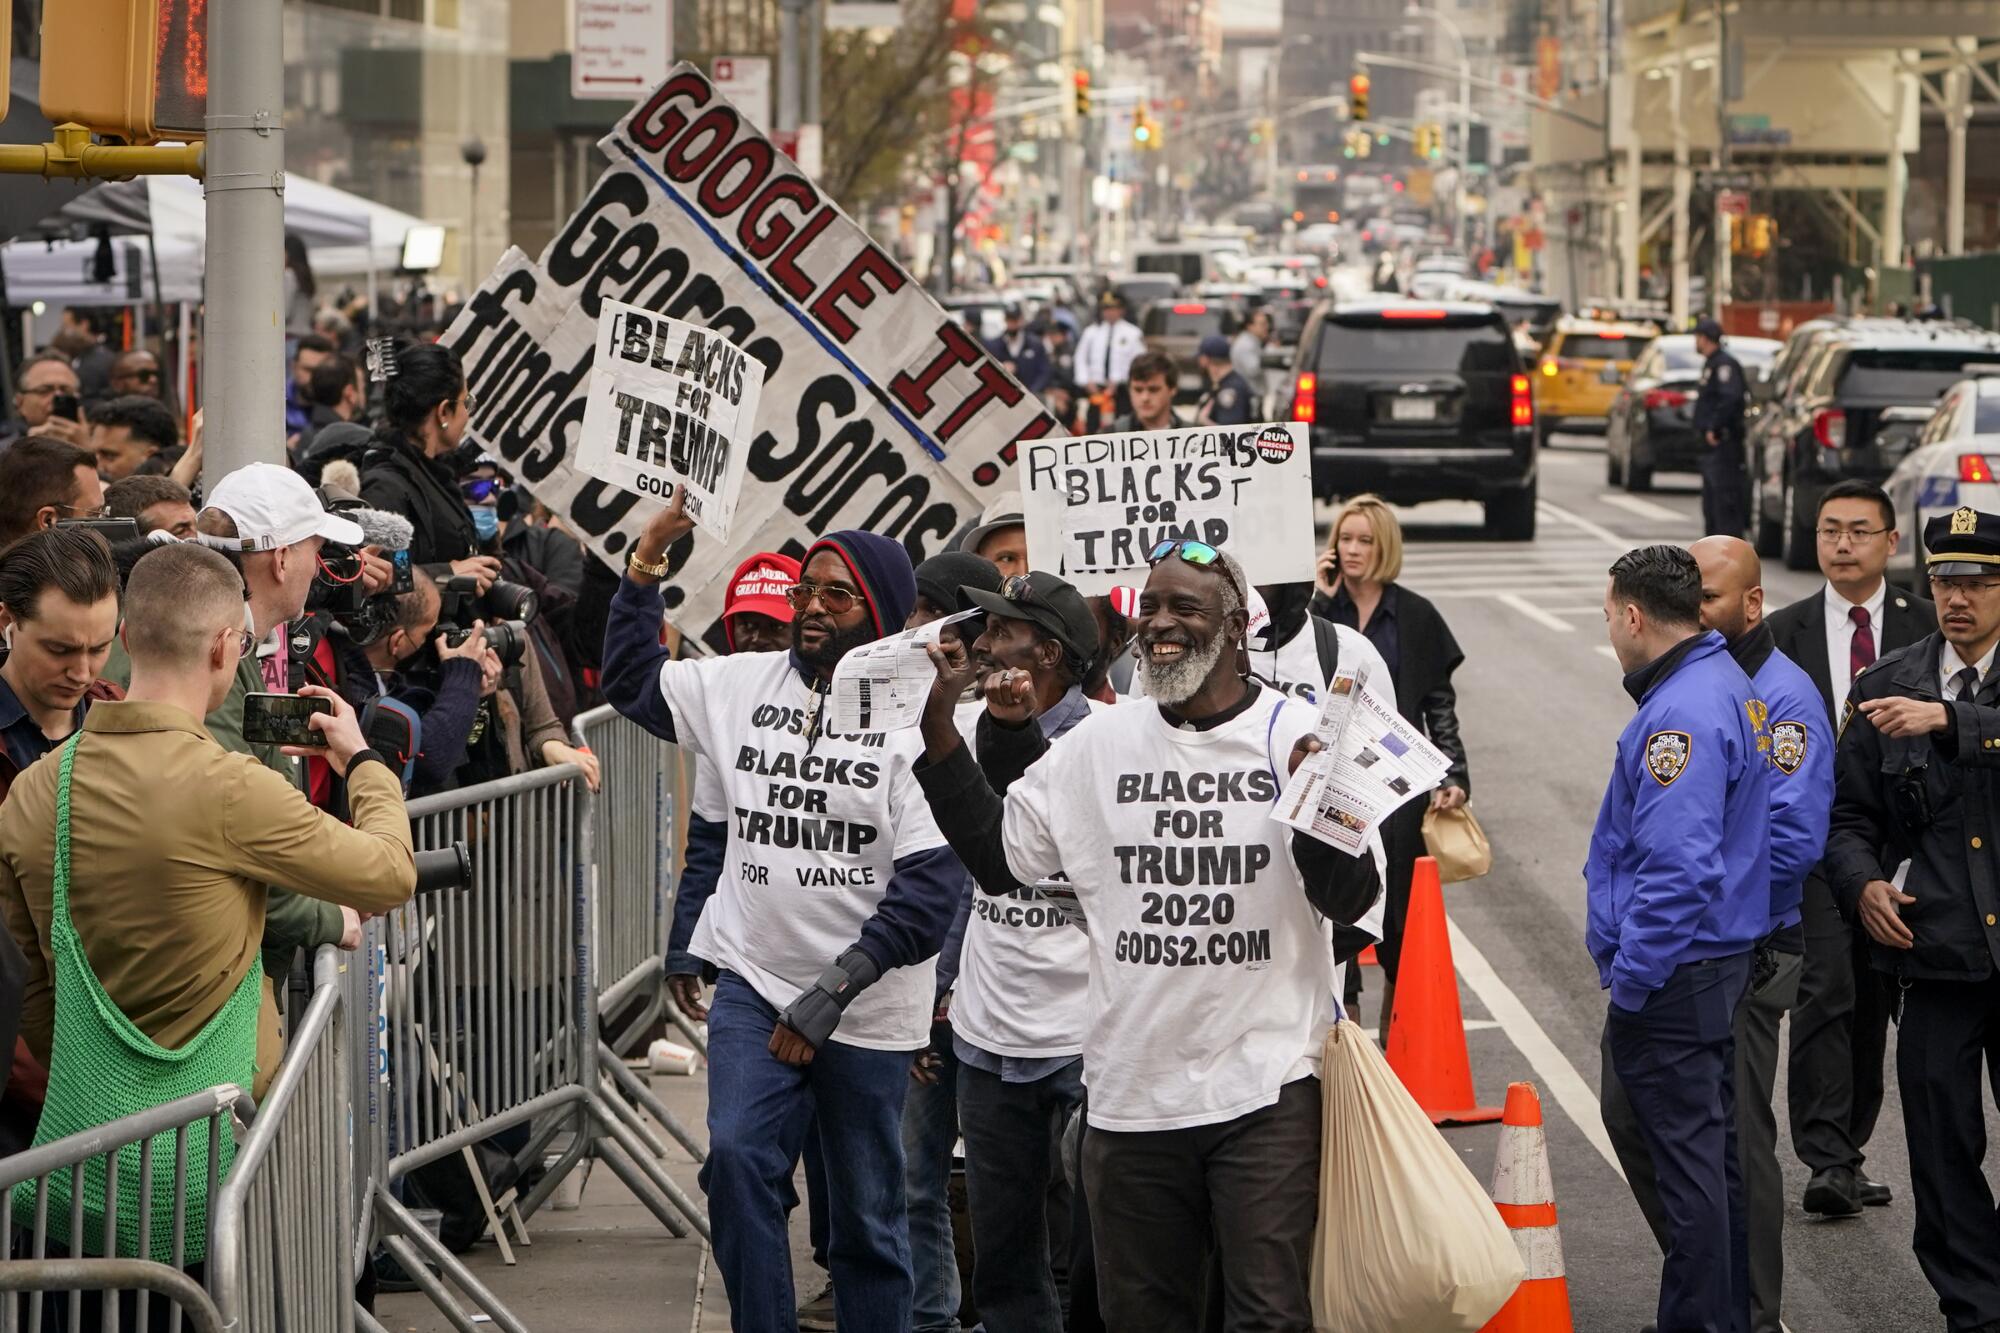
[
  {"xmin": 1019, "ymin": 422, "xmax": 1315, "ymax": 595},
  {"xmin": 441, "ymin": 64, "xmax": 1056, "ymax": 649},
  {"xmin": 576, "ymin": 301, "xmax": 763, "ymax": 541}
]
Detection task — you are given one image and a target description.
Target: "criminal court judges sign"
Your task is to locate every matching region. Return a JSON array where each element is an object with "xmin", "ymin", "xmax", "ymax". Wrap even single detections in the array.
[
  {"xmin": 1019, "ymin": 422, "xmax": 1315, "ymax": 595},
  {"xmin": 577, "ymin": 302, "xmax": 763, "ymax": 541},
  {"xmin": 441, "ymin": 64, "xmax": 1056, "ymax": 646}
]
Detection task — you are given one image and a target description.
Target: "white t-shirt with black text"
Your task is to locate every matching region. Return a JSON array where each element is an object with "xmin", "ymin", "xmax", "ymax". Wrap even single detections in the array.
[
  {"xmin": 1000, "ymin": 688, "xmax": 1379, "ymax": 1131},
  {"xmin": 658, "ymin": 650, "xmax": 947, "ymax": 1050},
  {"xmin": 1250, "ymin": 621, "xmax": 1395, "ymax": 710}
]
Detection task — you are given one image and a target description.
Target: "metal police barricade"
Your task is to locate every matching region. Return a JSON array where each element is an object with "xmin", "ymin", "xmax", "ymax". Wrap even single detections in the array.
[
  {"xmin": 569, "ymin": 706, "xmax": 709, "ymax": 1171},
  {"xmin": 1, "ymin": 1084, "xmax": 246, "ymax": 1333},
  {"xmin": 357, "ymin": 763, "xmax": 708, "ymax": 1333},
  {"xmin": 209, "ymin": 946, "xmax": 356, "ymax": 1333}
]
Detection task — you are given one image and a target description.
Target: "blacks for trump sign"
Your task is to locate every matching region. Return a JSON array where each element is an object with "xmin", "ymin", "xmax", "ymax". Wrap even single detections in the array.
[
  {"xmin": 441, "ymin": 64, "xmax": 1057, "ymax": 648},
  {"xmin": 577, "ymin": 302, "xmax": 762, "ymax": 540},
  {"xmin": 1019, "ymin": 423, "xmax": 1313, "ymax": 595}
]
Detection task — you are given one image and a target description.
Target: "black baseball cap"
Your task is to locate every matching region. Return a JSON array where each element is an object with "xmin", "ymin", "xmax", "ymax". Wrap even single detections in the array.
[
  {"xmin": 962, "ymin": 571, "xmax": 1100, "ymax": 670},
  {"xmin": 1693, "ymin": 317, "xmax": 1725, "ymax": 340}
]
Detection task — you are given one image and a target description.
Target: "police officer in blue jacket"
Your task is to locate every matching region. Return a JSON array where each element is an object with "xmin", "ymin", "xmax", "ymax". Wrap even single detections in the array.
[
  {"xmin": 1602, "ymin": 536, "xmax": 1831, "ymax": 1333},
  {"xmin": 1692, "ymin": 318, "xmax": 1750, "ymax": 537},
  {"xmin": 1589, "ymin": 544, "xmax": 1772, "ymax": 1333}
]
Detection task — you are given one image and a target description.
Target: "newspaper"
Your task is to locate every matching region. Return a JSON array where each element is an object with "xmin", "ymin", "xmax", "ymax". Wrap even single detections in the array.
[
  {"xmin": 1032, "ymin": 879, "xmax": 1087, "ymax": 934},
  {"xmin": 827, "ymin": 612, "xmax": 978, "ymax": 734},
  {"xmin": 1274, "ymin": 664, "xmax": 1451, "ymax": 855}
]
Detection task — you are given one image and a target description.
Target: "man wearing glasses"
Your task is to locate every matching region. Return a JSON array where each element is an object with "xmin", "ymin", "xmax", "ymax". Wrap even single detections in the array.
[
  {"xmin": 602, "ymin": 493, "xmax": 965, "ymax": 1333},
  {"xmin": 0, "ymin": 436, "xmax": 106, "ymax": 550},
  {"xmin": 1766, "ymin": 479, "xmax": 1930, "ymax": 1217},
  {"xmin": 1827, "ymin": 505, "xmax": 2000, "ymax": 1333},
  {"xmin": 1, "ymin": 353, "xmax": 87, "ymax": 452}
]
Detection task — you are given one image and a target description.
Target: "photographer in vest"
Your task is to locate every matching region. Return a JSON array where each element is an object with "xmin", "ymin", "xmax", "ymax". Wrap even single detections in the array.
[
  {"xmin": 602, "ymin": 490, "xmax": 964, "ymax": 1333},
  {"xmin": 912, "ymin": 539, "xmax": 1382, "ymax": 1330}
]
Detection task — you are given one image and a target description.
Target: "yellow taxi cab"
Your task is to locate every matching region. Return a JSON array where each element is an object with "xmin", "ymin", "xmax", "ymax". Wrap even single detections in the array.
[{"xmin": 1534, "ymin": 318, "xmax": 1657, "ymax": 433}]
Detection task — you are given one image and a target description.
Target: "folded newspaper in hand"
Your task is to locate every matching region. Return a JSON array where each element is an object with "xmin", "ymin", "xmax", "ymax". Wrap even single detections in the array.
[
  {"xmin": 1274, "ymin": 664, "xmax": 1451, "ymax": 856},
  {"xmin": 827, "ymin": 611, "xmax": 978, "ymax": 735}
]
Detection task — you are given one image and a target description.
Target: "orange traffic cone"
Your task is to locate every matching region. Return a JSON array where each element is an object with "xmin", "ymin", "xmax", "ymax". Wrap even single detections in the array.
[
  {"xmin": 1356, "ymin": 944, "xmax": 1379, "ymax": 966},
  {"xmin": 1480, "ymin": 1082, "xmax": 1574, "ymax": 1333},
  {"xmin": 1385, "ymin": 856, "xmax": 1502, "ymax": 1124}
]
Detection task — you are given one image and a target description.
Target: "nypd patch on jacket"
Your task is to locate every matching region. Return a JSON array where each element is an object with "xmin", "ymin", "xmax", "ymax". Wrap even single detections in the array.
[{"xmin": 1586, "ymin": 631, "xmax": 1773, "ymax": 1012}]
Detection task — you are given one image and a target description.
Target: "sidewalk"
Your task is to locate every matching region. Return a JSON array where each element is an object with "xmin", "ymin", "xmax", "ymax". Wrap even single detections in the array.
[{"xmin": 374, "ymin": 1052, "xmax": 821, "ymax": 1332}]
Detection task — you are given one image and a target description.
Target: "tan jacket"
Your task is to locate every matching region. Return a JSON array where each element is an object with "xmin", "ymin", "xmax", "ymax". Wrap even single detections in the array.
[{"xmin": 0, "ymin": 701, "xmax": 416, "ymax": 1098}]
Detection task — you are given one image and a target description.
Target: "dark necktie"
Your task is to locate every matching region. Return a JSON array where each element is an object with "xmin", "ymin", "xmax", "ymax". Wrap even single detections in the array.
[
  {"xmin": 1849, "ymin": 605, "xmax": 1875, "ymax": 684},
  {"xmin": 1954, "ymin": 666, "xmax": 1981, "ymax": 702}
]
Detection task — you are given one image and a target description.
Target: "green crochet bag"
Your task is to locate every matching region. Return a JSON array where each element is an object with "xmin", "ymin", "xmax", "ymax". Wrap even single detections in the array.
[{"xmin": 9, "ymin": 732, "xmax": 260, "ymax": 1264}]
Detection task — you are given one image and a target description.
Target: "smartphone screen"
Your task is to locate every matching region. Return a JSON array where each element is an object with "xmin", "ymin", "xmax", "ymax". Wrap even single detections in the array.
[
  {"xmin": 51, "ymin": 393, "xmax": 80, "ymax": 422},
  {"xmin": 242, "ymin": 693, "xmax": 331, "ymax": 747},
  {"xmin": 390, "ymin": 548, "xmax": 415, "ymax": 594}
]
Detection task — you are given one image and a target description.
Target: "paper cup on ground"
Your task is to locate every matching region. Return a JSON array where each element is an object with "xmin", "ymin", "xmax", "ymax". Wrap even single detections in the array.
[{"xmin": 649, "ymin": 1038, "xmax": 701, "ymax": 1076}]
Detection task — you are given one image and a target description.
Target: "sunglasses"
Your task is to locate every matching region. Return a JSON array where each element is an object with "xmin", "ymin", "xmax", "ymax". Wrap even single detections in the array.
[
  {"xmin": 785, "ymin": 583, "xmax": 861, "ymax": 614},
  {"xmin": 460, "ymin": 477, "xmax": 505, "ymax": 503},
  {"xmin": 1147, "ymin": 539, "xmax": 1243, "ymax": 602}
]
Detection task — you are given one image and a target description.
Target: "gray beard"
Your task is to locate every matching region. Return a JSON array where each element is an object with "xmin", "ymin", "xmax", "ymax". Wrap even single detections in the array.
[{"xmin": 1138, "ymin": 632, "xmax": 1227, "ymax": 706}]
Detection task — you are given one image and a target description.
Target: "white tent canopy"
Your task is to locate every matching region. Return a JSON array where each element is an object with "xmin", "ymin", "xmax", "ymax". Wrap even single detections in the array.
[{"xmin": 2, "ymin": 174, "xmax": 428, "ymax": 306}]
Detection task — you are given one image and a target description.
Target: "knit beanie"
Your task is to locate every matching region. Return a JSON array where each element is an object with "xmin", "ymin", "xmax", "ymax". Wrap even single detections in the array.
[
  {"xmin": 803, "ymin": 530, "xmax": 917, "ymax": 639},
  {"xmin": 914, "ymin": 550, "xmax": 1002, "ymax": 618}
]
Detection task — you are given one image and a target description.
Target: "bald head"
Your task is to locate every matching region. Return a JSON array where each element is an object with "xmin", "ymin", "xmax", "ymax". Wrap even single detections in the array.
[{"xmin": 1690, "ymin": 535, "xmax": 1764, "ymax": 642}]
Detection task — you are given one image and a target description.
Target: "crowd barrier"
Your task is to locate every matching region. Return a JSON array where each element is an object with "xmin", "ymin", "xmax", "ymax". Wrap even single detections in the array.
[{"xmin": 3, "ymin": 712, "xmax": 709, "ymax": 1331}]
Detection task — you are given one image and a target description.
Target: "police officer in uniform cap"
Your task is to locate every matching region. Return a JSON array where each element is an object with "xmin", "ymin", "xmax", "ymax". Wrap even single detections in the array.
[
  {"xmin": 1692, "ymin": 317, "xmax": 1750, "ymax": 538},
  {"xmin": 1828, "ymin": 505, "xmax": 2000, "ymax": 1333},
  {"xmin": 1195, "ymin": 334, "xmax": 1257, "ymax": 426}
]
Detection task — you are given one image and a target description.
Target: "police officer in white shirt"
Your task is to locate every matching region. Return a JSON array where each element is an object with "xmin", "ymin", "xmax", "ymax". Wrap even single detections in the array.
[
  {"xmin": 912, "ymin": 539, "xmax": 1382, "ymax": 1332},
  {"xmin": 1075, "ymin": 292, "xmax": 1145, "ymax": 416},
  {"xmin": 602, "ymin": 492, "xmax": 966, "ymax": 1333}
]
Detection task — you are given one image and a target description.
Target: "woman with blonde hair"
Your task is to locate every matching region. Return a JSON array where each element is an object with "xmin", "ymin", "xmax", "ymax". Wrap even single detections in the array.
[{"xmin": 1312, "ymin": 494, "xmax": 1472, "ymax": 1011}]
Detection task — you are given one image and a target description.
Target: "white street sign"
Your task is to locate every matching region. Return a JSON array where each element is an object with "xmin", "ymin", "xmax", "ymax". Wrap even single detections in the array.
[
  {"xmin": 712, "ymin": 56, "xmax": 773, "ymax": 132},
  {"xmin": 572, "ymin": 0, "xmax": 673, "ymax": 102}
]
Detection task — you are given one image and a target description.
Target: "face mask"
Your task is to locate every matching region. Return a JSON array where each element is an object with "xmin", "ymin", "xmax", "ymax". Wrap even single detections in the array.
[{"xmin": 469, "ymin": 505, "xmax": 499, "ymax": 542}]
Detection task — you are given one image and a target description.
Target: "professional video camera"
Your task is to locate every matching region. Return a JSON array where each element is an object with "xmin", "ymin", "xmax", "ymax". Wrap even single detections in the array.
[
  {"xmin": 306, "ymin": 502, "xmax": 417, "ymax": 647},
  {"xmin": 435, "ymin": 573, "xmax": 538, "ymax": 669}
]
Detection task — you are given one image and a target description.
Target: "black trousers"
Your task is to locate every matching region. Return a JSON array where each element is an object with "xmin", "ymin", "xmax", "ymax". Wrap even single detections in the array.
[
  {"xmin": 1083, "ymin": 1078, "xmax": 1320, "ymax": 1333},
  {"xmin": 958, "ymin": 1061, "xmax": 1084, "ymax": 1333},
  {"xmin": 1604, "ymin": 953, "xmax": 1752, "ymax": 1333},
  {"xmin": 1898, "ymin": 975, "xmax": 2000, "ymax": 1331},
  {"xmin": 1788, "ymin": 874, "xmax": 1891, "ymax": 1172},
  {"xmin": 1699, "ymin": 442, "xmax": 1749, "ymax": 537}
]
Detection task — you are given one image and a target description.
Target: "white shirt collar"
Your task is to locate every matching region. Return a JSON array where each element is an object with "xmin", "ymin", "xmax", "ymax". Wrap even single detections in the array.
[
  {"xmin": 1940, "ymin": 639, "xmax": 2000, "ymax": 696},
  {"xmin": 1824, "ymin": 578, "xmax": 1886, "ymax": 627}
]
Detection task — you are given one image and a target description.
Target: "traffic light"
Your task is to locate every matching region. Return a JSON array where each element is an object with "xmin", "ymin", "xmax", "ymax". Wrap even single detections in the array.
[
  {"xmin": 1414, "ymin": 125, "xmax": 1430, "ymax": 158},
  {"xmin": 1743, "ymin": 213, "xmax": 1776, "ymax": 257},
  {"xmin": 1073, "ymin": 70, "xmax": 1091, "ymax": 118},
  {"xmin": 42, "ymin": 0, "xmax": 208, "ymax": 144},
  {"xmin": 1132, "ymin": 103, "xmax": 1158, "ymax": 149},
  {"xmin": 1349, "ymin": 73, "xmax": 1370, "ymax": 122}
]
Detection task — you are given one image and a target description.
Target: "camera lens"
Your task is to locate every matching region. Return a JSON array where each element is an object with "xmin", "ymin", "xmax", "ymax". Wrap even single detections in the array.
[
  {"xmin": 483, "ymin": 619, "xmax": 530, "ymax": 670},
  {"xmin": 413, "ymin": 842, "xmax": 473, "ymax": 894},
  {"xmin": 483, "ymin": 579, "xmax": 539, "ymax": 624}
]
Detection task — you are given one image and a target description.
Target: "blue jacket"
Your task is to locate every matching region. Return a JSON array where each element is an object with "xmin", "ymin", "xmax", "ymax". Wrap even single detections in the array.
[
  {"xmin": 986, "ymin": 332, "xmax": 1052, "ymax": 394},
  {"xmin": 1586, "ymin": 630, "xmax": 1772, "ymax": 1011},
  {"xmin": 1733, "ymin": 625, "xmax": 1832, "ymax": 935}
]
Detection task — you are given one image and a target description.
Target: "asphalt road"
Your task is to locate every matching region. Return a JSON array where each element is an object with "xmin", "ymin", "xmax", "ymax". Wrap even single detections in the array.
[{"xmin": 1390, "ymin": 429, "xmax": 1970, "ymax": 1333}]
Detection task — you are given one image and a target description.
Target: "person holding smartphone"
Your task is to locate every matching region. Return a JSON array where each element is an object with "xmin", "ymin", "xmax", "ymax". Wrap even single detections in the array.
[{"xmin": 1, "ymin": 353, "xmax": 87, "ymax": 452}]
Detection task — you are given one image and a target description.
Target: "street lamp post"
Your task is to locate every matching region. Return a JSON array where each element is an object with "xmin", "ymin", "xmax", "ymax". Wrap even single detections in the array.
[{"xmin": 1404, "ymin": 3, "xmax": 1471, "ymax": 253}]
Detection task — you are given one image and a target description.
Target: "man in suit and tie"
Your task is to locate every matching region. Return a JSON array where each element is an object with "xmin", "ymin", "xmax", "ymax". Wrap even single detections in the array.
[{"xmin": 1765, "ymin": 479, "xmax": 1932, "ymax": 1215}]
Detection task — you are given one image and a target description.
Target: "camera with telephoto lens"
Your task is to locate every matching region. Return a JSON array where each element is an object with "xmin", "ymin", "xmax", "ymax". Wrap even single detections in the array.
[
  {"xmin": 413, "ymin": 841, "xmax": 474, "ymax": 895},
  {"xmin": 436, "ymin": 574, "xmax": 538, "ymax": 668}
]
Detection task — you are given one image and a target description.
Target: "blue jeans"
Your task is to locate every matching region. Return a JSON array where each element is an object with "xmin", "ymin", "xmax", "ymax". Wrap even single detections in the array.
[
  {"xmin": 903, "ymin": 1019, "xmax": 961, "ymax": 1333},
  {"xmin": 704, "ymin": 972, "xmax": 916, "ymax": 1333}
]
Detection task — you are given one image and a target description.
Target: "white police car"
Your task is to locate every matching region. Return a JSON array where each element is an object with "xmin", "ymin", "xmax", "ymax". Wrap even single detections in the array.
[{"xmin": 1882, "ymin": 376, "xmax": 2000, "ymax": 587}]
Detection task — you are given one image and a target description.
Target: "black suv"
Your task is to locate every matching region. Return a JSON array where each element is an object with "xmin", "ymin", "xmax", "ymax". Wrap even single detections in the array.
[
  {"xmin": 1749, "ymin": 318, "xmax": 2000, "ymax": 569},
  {"xmin": 1289, "ymin": 298, "xmax": 1538, "ymax": 538}
]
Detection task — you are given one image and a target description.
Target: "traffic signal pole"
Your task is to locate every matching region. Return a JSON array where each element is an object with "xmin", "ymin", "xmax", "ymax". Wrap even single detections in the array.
[{"xmin": 202, "ymin": 0, "xmax": 289, "ymax": 484}]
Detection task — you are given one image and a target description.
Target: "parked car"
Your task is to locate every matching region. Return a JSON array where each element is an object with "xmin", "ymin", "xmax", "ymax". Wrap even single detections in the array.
[
  {"xmin": 1288, "ymin": 297, "xmax": 1538, "ymax": 539},
  {"xmin": 1884, "ymin": 435, "xmax": 2000, "ymax": 592},
  {"xmin": 1751, "ymin": 319, "xmax": 2000, "ymax": 569},
  {"xmin": 1140, "ymin": 298, "xmax": 1245, "ymax": 403},
  {"xmin": 1108, "ymin": 272, "xmax": 1182, "ymax": 311},
  {"xmin": 937, "ymin": 294, "xmax": 1008, "ymax": 342},
  {"xmin": 1605, "ymin": 334, "xmax": 1780, "ymax": 490},
  {"xmin": 1533, "ymin": 317, "xmax": 1659, "ymax": 434}
]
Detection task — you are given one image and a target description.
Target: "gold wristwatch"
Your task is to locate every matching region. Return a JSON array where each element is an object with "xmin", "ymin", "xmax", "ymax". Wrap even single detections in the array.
[{"xmin": 628, "ymin": 548, "xmax": 671, "ymax": 580}]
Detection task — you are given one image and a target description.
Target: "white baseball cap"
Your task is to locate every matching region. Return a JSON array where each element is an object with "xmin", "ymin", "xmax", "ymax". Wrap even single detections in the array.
[{"xmin": 201, "ymin": 462, "xmax": 366, "ymax": 551}]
